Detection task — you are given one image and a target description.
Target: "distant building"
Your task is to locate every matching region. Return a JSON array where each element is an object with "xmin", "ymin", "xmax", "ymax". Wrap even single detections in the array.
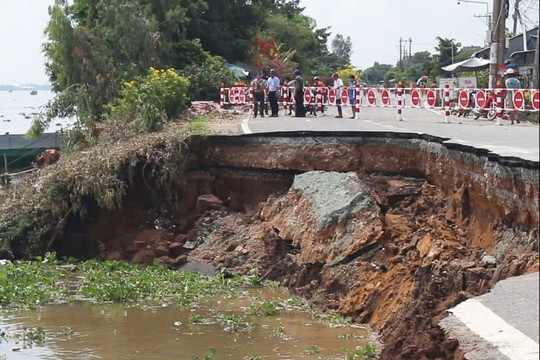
[{"xmin": 472, "ymin": 26, "xmax": 538, "ymax": 87}]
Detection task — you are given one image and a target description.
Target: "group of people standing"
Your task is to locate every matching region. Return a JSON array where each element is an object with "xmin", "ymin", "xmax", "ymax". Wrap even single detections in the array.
[
  {"xmin": 250, "ymin": 69, "xmax": 358, "ymax": 119},
  {"xmin": 250, "ymin": 69, "xmax": 281, "ymax": 117}
]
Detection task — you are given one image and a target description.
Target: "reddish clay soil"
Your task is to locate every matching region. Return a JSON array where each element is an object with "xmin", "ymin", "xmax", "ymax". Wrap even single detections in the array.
[{"xmin": 58, "ymin": 133, "xmax": 539, "ymax": 360}]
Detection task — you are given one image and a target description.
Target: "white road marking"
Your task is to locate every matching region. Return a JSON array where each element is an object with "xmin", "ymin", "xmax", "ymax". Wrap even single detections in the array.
[
  {"xmin": 449, "ymin": 298, "xmax": 539, "ymax": 360},
  {"xmin": 426, "ymin": 108, "xmax": 445, "ymax": 116},
  {"xmin": 241, "ymin": 117, "xmax": 252, "ymax": 134},
  {"xmin": 363, "ymin": 120, "xmax": 408, "ymax": 131}
]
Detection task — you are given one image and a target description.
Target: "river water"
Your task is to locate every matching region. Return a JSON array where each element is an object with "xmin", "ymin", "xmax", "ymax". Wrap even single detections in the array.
[
  {"xmin": 0, "ymin": 287, "xmax": 378, "ymax": 359},
  {"xmin": 0, "ymin": 89, "xmax": 75, "ymax": 136}
]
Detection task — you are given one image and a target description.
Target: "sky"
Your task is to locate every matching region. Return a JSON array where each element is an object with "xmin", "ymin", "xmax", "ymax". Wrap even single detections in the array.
[
  {"xmin": 0, "ymin": 0, "xmax": 538, "ymax": 85},
  {"xmin": 0, "ymin": 0, "xmax": 54, "ymax": 85},
  {"xmin": 301, "ymin": 0, "xmax": 537, "ymax": 70}
]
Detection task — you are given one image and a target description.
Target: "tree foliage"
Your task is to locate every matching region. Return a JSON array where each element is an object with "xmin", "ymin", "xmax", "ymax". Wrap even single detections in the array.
[
  {"xmin": 37, "ymin": 0, "xmax": 483, "ymax": 139},
  {"xmin": 107, "ymin": 67, "xmax": 190, "ymax": 133},
  {"xmin": 362, "ymin": 62, "xmax": 393, "ymax": 85},
  {"xmin": 331, "ymin": 34, "xmax": 352, "ymax": 65},
  {"xmin": 435, "ymin": 37, "xmax": 461, "ymax": 68},
  {"xmin": 34, "ymin": 0, "xmax": 339, "ymax": 138}
]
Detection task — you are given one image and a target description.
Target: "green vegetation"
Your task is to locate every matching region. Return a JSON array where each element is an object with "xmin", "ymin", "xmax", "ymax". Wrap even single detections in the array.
[
  {"xmin": 272, "ymin": 324, "xmax": 291, "ymax": 340},
  {"xmin": 0, "ymin": 253, "xmax": 266, "ymax": 310},
  {"xmin": 0, "ymin": 120, "xmax": 208, "ymax": 258},
  {"xmin": 307, "ymin": 344, "xmax": 320, "ymax": 355},
  {"xmin": 60, "ymin": 326, "xmax": 74, "ymax": 337},
  {"xmin": 12, "ymin": 327, "xmax": 46, "ymax": 349},
  {"xmin": 0, "ymin": 254, "xmax": 379, "ymax": 358},
  {"xmin": 107, "ymin": 67, "xmax": 190, "ymax": 133},
  {"xmin": 249, "ymin": 300, "xmax": 281, "ymax": 316},
  {"xmin": 341, "ymin": 343, "xmax": 379, "ymax": 359},
  {"xmin": 319, "ymin": 312, "xmax": 353, "ymax": 328},
  {"xmin": 29, "ymin": 0, "xmax": 342, "ymax": 136}
]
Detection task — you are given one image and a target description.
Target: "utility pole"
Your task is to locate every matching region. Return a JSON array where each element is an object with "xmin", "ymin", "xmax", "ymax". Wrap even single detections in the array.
[
  {"xmin": 512, "ymin": 0, "xmax": 521, "ymax": 35},
  {"xmin": 408, "ymin": 38, "xmax": 412, "ymax": 61},
  {"xmin": 399, "ymin": 38, "xmax": 403, "ymax": 69},
  {"xmin": 534, "ymin": 27, "xmax": 539, "ymax": 88},
  {"xmin": 489, "ymin": 0, "xmax": 506, "ymax": 88}
]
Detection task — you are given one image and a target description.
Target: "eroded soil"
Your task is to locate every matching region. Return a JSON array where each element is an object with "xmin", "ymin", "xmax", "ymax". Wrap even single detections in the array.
[{"xmin": 57, "ymin": 133, "xmax": 539, "ymax": 360}]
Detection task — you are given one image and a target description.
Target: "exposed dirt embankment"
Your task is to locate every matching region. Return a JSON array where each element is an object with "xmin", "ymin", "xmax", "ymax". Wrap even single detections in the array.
[{"xmin": 59, "ymin": 132, "xmax": 539, "ymax": 360}]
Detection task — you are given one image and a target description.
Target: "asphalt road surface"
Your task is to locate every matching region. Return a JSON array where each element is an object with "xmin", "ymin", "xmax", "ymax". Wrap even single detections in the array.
[{"xmin": 242, "ymin": 106, "xmax": 539, "ymax": 162}]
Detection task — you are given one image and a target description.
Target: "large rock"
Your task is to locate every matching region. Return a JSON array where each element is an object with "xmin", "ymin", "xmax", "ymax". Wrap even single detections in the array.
[{"xmin": 259, "ymin": 171, "xmax": 384, "ymax": 265}]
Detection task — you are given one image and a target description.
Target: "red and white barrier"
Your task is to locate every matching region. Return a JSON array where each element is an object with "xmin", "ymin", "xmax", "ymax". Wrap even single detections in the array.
[
  {"xmin": 444, "ymin": 83, "xmax": 451, "ymax": 124},
  {"xmin": 496, "ymin": 81, "xmax": 503, "ymax": 126},
  {"xmin": 397, "ymin": 82, "xmax": 403, "ymax": 121},
  {"xmin": 218, "ymin": 85, "xmax": 540, "ymax": 123},
  {"xmin": 353, "ymin": 86, "xmax": 361, "ymax": 119}
]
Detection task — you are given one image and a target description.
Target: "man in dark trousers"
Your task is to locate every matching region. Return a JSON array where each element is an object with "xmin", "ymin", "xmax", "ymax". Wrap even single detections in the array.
[
  {"xmin": 250, "ymin": 72, "xmax": 266, "ymax": 117},
  {"xmin": 293, "ymin": 69, "xmax": 305, "ymax": 117},
  {"xmin": 266, "ymin": 69, "xmax": 280, "ymax": 117}
]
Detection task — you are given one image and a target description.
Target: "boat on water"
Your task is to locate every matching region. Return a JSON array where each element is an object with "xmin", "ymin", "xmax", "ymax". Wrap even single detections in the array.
[{"xmin": 30, "ymin": 90, "xmax": 38, "ymax": 95}]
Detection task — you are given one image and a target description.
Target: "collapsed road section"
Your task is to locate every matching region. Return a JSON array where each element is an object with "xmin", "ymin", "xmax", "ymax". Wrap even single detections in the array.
[{"xmin": 60, "ymin": 131, "xmax": 538, "ymax": 360}]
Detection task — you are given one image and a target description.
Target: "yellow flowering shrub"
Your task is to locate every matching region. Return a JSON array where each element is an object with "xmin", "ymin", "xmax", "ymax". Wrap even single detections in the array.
[{"xmin": 109, "ymin": 67, "xmax": 190, "ymax": 133}]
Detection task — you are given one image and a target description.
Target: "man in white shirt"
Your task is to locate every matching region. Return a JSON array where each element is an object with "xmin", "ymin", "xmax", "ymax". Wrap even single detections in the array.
[
  {"xmin": 266, "ymin": 69, "xmax": 281, "ymax": 117},
  {"xmin": 332, "ymin": 72, "xmax": 343, "ymax": 118}
]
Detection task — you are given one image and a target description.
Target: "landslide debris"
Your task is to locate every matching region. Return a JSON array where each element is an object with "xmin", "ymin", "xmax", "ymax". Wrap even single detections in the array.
[
  {"xmin": 2, "ymin": 130, "xmax": 538, "ymax": 360},
  {"xmin": 183, "ymin": 170, "xmax": 537, "ymax": 359}
]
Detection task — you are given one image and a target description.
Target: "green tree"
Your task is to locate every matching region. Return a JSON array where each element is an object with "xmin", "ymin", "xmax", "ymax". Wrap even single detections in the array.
[
  {"xmin": 108, "ymin": 67, "xmax": 190, "ymax": 133},
  {"xmin": 331, "ymin": 34, "xmax": 352, "ymax": 65},
  {"xmin": 435, "ymin": 37, "xmax": 461, "ymax": 68},
  {"xmin": 262, "ymin": 14, "xmax": 330, "ymax": 76},
  {"xmin": 362, "ymin": 62, "xmax": 393, "ymax": 85},
  {"xmin": 180, "ymin": 55, "xmax": 237, "ymax": 101},
  {"xmin": 186, "ymin": 0, "xmax": 267, "ymax": 62},
  {"xmin": 384, "ymin": 67, "xmax": 407, "ymax": 86},
  {"xmin": 31, "ymin": 0, "xmax": 209, "ymax": 137},
  {"xmin": 33, "ymin": 0, "xmax": 336, "ymax": 138}
]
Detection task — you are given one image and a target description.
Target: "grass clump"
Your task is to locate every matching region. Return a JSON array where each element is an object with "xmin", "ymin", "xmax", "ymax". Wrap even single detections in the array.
[{"xmin": 0, "ymin": 119, "xmax": 208, "ymax": 259}]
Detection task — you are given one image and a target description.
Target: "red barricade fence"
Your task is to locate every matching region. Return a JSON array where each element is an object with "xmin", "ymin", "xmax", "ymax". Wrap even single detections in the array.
[{"xmin": 219, "ymin": 84, "xmax": 540, "ymax": 118}]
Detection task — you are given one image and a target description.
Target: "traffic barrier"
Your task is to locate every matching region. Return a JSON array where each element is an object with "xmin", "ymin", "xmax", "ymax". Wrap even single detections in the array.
[
  {"xmin": 496, "ymin": 81, "xmax": 503, "ymax": 126},
  {"xmin": 315, "ymin": 86, "xmax": 325, "ymax": 116},
  {"xmin": 444, "ymin": 83, "xmax": 450, "ymax": 124},
  {"xmin": 247, "ymin": 87, "xmax": 254, "ymax": 111},
  {"xmin": 219, "ymin": 84, "xmax": 225, "ymax": 110},
  {"xmin": 397, "ymin": 82, "xmax": 403, "ymax": 121},
  {"xmin": 217, "ymin": 85, "xmax": 540, "ymax": 122},
  {"xmin": 353, "ymin": 86, "xmax": 361, "ymax": 119},
  {"xmin": 281, "ymin": 86, "xmax": 289, "ymax": 115}
]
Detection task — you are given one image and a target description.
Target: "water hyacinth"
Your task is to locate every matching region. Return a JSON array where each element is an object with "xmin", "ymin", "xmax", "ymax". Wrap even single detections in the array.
[{"xmin": 0, "ymin": 254, "xmax": 266, "ymax": 310}]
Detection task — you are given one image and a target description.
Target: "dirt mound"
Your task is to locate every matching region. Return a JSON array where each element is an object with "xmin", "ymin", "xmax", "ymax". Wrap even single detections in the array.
[{"xmin": 184, "ymin": 172, "xmax": 536, "ymax": 359}]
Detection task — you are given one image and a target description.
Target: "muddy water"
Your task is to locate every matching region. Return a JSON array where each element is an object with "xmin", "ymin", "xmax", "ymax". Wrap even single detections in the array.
[{"xmin": 0, "ymin": 288, "xmax": 377, "ymax": 359}]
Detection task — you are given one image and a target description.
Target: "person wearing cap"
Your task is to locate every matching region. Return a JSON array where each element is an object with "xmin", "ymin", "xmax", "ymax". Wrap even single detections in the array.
[
  {"xmin": 293, "ymin": 69, "xmax": 305, "ymax": 117},
  {"xmin": 266, "ymin": 69, "xmax": 280, "ymax": 117},
  {"xmin": 332, "ymin": 72, "xmax": 344, "ymax": 118},
  {"xmin": 504, "ymin": 68, "xmax": 521, "ymax": 124}
]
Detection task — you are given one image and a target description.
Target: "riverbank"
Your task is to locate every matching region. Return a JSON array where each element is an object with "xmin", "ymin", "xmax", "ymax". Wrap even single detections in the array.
[{"xmin": 0, "ymin": 113, "xmax": 537, "ymax": 359}]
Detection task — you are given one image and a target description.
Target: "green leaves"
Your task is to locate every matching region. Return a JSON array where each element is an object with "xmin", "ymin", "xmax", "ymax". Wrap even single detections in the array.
[
  {"xmin": 109, "ymin": 68, "xmax": 190, "ymax": 133},
  {"xmin": 0, "ymin": 256, "xmax": 267, "ymax": 310}
]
